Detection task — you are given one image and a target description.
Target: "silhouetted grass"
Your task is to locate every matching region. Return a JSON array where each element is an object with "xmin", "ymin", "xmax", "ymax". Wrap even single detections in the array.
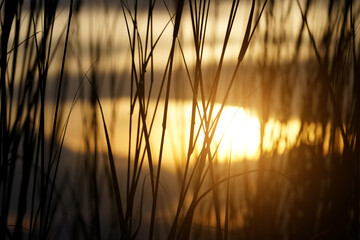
[
  {"xmin": 1, "ymin": 0, "xmax": 360, "ymax": 239},
  {"xmin": 1, "ymin": 0, "xmax": 75, "ymax": 239}
]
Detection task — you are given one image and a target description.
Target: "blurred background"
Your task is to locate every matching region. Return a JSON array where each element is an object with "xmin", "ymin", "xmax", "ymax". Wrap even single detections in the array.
[{"xmin": 1, "ymin": 0, "xmax": 359, "ymax": 239}]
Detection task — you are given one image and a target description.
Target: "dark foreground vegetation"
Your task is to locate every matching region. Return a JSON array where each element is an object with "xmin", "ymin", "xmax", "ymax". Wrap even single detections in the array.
[{"xmin": 1, "ymin": 0, "xmax": 359, "ymax": 239}]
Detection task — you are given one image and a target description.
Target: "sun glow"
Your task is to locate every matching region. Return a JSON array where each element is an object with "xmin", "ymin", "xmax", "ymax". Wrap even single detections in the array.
[
  {"xmin": 181, "ymin": 104, "xmax": 303, "ymax": 163},
  {"xmin": 212, "ymin": 106, "xmax": 261, "ymax": 160},
  {"xmin": 59, "ymin": 98, "xmax": 306, "ymax": 169}
]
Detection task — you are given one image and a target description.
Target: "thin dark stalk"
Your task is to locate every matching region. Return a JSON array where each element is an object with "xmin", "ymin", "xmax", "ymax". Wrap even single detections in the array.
[
  {"xmin": 86, "ymin": 75, "xmax": 128, "ymax": 238},
  {"xmin": 43, "ymin": 1, "xmax": 74, "ymax": 237},
  {"xmin": 149, "ymin": 1, "xmax": 184, "ymax": 239},
  {"xmin": 224, "ymin": 148, "xmax": 232, "ymax": 240}
]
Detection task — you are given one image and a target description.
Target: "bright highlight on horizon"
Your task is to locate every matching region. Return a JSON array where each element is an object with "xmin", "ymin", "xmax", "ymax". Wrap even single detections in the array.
[
  {"xmin": 200, "ymin": 105, "xmax": 301, "ymax": 162},
  {"xmin": 211, "ymin": 106, "xmax": 261, "ymax": 160},
  {"xmin": 60, "ymin": 99, "xmax": 305, "ymax": 168},
  {"xmin": 165, "ymin": 101, "xmax": 302, "ymax": 164}
]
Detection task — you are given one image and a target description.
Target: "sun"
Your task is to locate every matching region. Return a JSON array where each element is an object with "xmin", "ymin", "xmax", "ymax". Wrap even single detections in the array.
[{"xmin": 212, "ymin": 105, "xmax": 261, "ymax": 161}]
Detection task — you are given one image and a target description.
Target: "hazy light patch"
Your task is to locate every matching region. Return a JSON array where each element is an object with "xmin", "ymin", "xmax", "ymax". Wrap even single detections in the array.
[
  {"xmin": 164, "ymin": 102, "xmax": 261, "ymax": 163},
  {"xmin": 54, "ymin": 99, "xmax": 262, "ymax": 164},
  {"xmin": 51, "ymin": 98, "xmax": 322, "ymax": 172},
  {"xmin": 39, "ymin": 98, "xmax": 348, "ymax": 173},
  {"xmin": 262, "ymin": 118, "xmax": 301, "ymax": 154},
  {"xmin": 212, "ymin": 106, "xmax": 260, "ymax": 160}
]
